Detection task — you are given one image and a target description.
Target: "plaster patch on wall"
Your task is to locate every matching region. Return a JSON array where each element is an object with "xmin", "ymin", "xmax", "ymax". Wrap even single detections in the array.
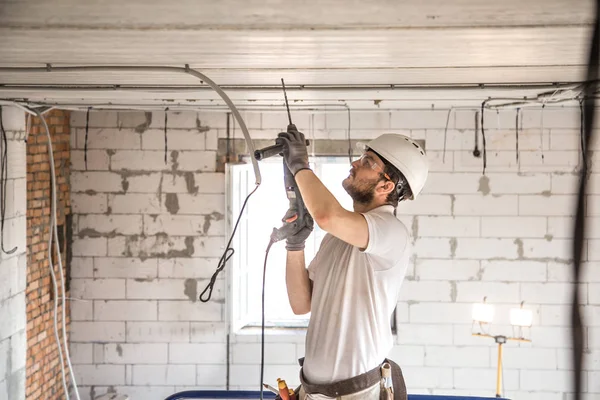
[
  {"xmin": 121, "ymin": 176, "xmax": 129, "ymax": 193},
  {"xmin": 449, "ymin": 238, "xmax": 457, "ymax": 258},
  {"xmin": 514, "ymin": 238, "xmax": 524, "ymax": 259},
  {"xmin": 475, "ymin": 267, "xmax": 484, "ymax": 281},
  {"xmin": 78, "ymin": 228, "xmax": 117, "ymax": 239},
  {"xmin": 170, "ymin": 150, "xmax": 179, "ymax": 172},
  {"xmin": 165, "ymin": 193, "xmax": 180, "ymax": 215},
  {"xmin": 203, "ymin": 212, "xmax": 224, "ymax": 235},
  {"xmin": 196, "ymin": 115, "xmax": 211, "ymax": 133},
  {"xmin": 449, "ymin": 281, "xmax": 457, "ymax": 302},
  {"xmin": 184, "ymin": 172, "xmax": 199, "ymax": 194},
  {"xmin": 125, "ymin": 234, "xmax": 195, "ymax": 260},
  {"xmin": 184, "ymin": 278, "xmax": 198, "ymax": 302},
  {"xmin": 134, "ymin": 112, "xmax": 152, "ymax": 133},
  {"xmin": 411, "ymin": 217, "xmax": 419, "ymax": 243},
  {"xmin": 478, "ymin": 176, "xmax": 490, "ymax": 196}
]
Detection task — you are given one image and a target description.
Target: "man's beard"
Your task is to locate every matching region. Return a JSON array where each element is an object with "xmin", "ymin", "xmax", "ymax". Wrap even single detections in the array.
[{"xmin": 342, "ymin": 175, "xmax": 379, "ymax": 205}]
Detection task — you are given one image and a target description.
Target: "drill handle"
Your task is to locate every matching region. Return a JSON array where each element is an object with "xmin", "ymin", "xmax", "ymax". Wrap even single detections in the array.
[{"xmin": 283, "ymin": 161, "xmax": 307, "ymax": 221}]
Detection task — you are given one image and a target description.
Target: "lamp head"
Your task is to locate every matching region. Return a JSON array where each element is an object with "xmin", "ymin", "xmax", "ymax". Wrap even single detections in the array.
[
  {"xmin": 510, "ymin": 301, "xmax": 533, "ymax": 327},
  {"xmin": 472, "ymin": 297, "xmax": 495, "ymax": 324}
]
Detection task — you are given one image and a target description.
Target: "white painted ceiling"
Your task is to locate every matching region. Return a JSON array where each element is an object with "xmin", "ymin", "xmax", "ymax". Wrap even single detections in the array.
[{"xmin": 0, "ymin": 0, "xmax": 596, "ymax": 109}]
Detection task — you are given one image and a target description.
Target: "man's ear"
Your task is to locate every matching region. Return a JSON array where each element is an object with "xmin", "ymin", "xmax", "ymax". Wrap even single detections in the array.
[{"xmin": 379, "ymin": 180, "xmax": 395, "ymax": 196}]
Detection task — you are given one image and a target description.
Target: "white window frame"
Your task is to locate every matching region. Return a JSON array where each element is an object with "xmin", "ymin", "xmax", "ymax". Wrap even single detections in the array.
[
  {"xmin": 226, "ymin": 155, "xmax": 354, "ymax": 334},
  {"xmin": 225, "ymin": 154, "xmax": 399, "ymax": 335}
]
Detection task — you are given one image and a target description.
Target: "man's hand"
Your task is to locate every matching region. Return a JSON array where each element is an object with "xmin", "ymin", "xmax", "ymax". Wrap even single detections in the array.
[
  {"xmin": 278, "ymin": 129, "xmax": 310, "ymax": 176},
  {"xmin": 285, "ymin": 213, "xmax": 314, "ymax": 251}
]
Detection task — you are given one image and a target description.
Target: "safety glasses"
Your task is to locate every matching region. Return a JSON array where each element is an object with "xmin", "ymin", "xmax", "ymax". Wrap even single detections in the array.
[{"xmin": 356, "ymin": 152, "xmax": 392, "ymax": 182}]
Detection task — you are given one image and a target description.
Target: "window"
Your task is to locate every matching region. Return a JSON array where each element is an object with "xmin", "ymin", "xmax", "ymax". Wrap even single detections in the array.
[{"xmin": 227, "ymin": 155, "xmax": 397, "ymax": 334}]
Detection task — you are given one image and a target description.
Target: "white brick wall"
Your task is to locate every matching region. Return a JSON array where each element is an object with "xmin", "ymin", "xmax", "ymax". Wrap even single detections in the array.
[
  {"xmin": 70, "ymin": 111, "xmax": 231, "ymax": 399},
  {"xmin": 0, "ymin": 107, "xmax": 27, "ymax": 400},
  {"xmin": 70, "ymin": 108, "xmax": 599, "ymax": 400}
]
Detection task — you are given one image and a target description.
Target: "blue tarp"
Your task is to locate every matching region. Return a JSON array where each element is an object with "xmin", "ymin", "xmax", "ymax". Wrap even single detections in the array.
[{"xmin": 164, "ymin": 390, "xmax": 511, "ymax": 400}]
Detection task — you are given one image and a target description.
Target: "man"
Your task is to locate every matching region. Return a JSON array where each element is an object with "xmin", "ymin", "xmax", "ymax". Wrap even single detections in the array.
[{"xmin": 277, "ymin": 129, "xmax": 429, "ymax": 400}]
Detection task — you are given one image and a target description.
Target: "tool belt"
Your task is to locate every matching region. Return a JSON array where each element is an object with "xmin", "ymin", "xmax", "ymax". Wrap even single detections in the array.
[{"xmin": 298, "ymin": 357, "xmax": 407, "ymax": 400}]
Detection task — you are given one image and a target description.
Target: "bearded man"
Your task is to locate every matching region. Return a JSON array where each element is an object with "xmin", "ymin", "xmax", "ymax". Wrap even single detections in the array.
[{"xmin": 277, "ymin": 130, "xmax": 429, "ymax": 400}]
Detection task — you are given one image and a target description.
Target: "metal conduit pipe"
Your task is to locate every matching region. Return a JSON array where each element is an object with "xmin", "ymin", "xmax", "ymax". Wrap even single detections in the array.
[{"xmin": 0, "ymin": 64, "xmax": 261, "ymax": 184}]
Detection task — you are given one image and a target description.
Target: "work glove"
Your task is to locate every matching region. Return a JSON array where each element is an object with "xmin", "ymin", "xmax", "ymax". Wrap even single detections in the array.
[
  {"xmin": 277, "ymin": 129, "xmax": 310, "ymax": 176},
  {"xmin": 285, "ymin": 211, "xmax": 314, "ymax": 251}
]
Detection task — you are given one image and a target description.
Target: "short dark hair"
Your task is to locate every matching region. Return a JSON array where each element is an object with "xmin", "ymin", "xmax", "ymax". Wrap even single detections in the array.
[{"xmin": 371, "ymin": 149, "xmax": 413, "ymax": 207}]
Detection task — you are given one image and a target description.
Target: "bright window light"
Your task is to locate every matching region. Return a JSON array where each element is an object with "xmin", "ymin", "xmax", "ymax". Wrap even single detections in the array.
[{"xmin": 228, "ymin": 156, "xmax": 354, "ymax": 331}]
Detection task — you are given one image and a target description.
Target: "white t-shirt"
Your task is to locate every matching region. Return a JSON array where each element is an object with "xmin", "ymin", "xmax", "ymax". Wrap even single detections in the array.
[{"xmin": 302, "ymin": 204, "xmax": 411, "ymax": 384}]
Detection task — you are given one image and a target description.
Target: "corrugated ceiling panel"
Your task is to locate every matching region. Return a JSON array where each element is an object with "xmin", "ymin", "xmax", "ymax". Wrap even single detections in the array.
[
  {"xmin": 0, "ymin": 27, "xmax": 590, "ymax": 69},
  {"xmin": 0, "ymin": 0, "xmax": 593, "ymax": 28}
]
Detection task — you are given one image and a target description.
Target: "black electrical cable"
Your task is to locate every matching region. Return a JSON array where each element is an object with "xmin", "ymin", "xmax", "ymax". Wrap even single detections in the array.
[
  {"xmin": 473, "ymin": 111, "xmax": 481, "ymax": 158},
  {"xmin": 572, "ymin": 1, "xmax": 599, "ymax": 399},
  {"xmin": 23, "ymin": 113, "xmax": 29, "ymax": 145},
  {"xmin": 226, "ymin": 113, "xmax": 231, "ymax": 164},
  {"xmin": 540, "ymin": 104, "xmax": 545, "ymax": 162},
  {"xmin": 579, "ymin": 99, "xmax": 587, "ymax": 170},
  {"xmin": 515, "ymin": 108, "xmax": 520, "ymax": 163},
  {"xmin": 84, "ymin": 107, "xmax": 90, "ymax": 170},
  {"xmin": 0, "ymin": 106, "xmax": 17, "ymax": 255},
  {"xmin": 225, "ymin": 333, "xmax": 230, "ymax": 390},
  {"xmin": 480, "ymin": 101, "xmax": 488, "ymax": 175},
  {"xmin": 164, "ymin": 108, "xmax": 169, "ymax": 165},
  {"xmin": 442, "ymin": 108, "xmax": 452, "ymax": 162},
  {"xmin": 260, "ymin": 239, "xmax": 276, "ymax": 400},
  {"xmin": 199, "ymin": 185, "xmax": 259, "ymax": 302},
  {"xmin": 198, "ymin": 183, "xmax": 274, "ymax": 400},
  {"xmin": 573, "ymin": 7, "xmax": 598, "ymax": 400}
]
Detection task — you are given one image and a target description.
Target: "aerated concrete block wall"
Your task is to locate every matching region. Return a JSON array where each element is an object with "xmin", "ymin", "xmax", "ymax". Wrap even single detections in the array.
[
  {"xmin": 0, "ymin": 106, "xmax": 28, "ymax": 400},
  {"xmin": 68, "ymin": 107, "xmax": 599, "ymax": 400}
]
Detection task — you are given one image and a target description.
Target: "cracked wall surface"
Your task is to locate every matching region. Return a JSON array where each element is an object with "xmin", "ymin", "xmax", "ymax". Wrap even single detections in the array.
[{"xmin": 68, "ymin": 108, "xmax": 600, "ymax": 400}]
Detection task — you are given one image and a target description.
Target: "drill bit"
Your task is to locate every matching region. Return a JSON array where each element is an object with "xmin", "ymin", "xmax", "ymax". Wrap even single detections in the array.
[{"xmin": 281, "ymin": 78, "xmax": 293, "ymax": 126}]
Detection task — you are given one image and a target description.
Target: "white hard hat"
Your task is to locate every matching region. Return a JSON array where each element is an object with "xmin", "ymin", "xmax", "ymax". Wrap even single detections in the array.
[{"xmin": 358, "ymin": 133, "xmax": 429, "ymax": 199}]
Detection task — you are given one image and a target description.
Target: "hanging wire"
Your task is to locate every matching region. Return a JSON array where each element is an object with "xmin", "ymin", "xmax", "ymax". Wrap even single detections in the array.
[
  {"xmin": 164, "ymin": 108, "xmax": 169, "ymax": 165},
  {"xmin": 579, "ymin": 99, "xmax": 587, "ymax": 171},
  {"xmin": 84, "ymin": 107, "xmax": 91, "ymax": 170},
  {"xmin": 473, "ymin": 110, "xmax": 481, "ymax": 157},
  {"xmin": 24, "ymin": 112, "xmax": 30, "ymax": 144},
  {"xmin": 442, "ymin": 108, "xmax": 452, "ymax": 163},
  {"xmin": 515, "ymin": 108, "xmax": 520, "ymax": 164},
  {"xmin": 540, "ymin": 104, "xmax": 545, "ymax": 163},
  {"xmin": 232, "ymin": 112, "xmax": 237, "ymax": 157},
  {"xmin": 571, "ymin": 1, "xmax": 599, "ymax": 398},
  {"xmin": 480, "ymin": 101, "xmax": 488, "ymax": 175},
  {"xmin": 496, "ymin": 109, "xmax": 500, "ymax": 129},
  {"xmin": 225, "ymin": 112, "xmax": 231, "ymax": 163},
  {"xmin": 0, "ymin": 106, "xmax": 18, "ymax": 254}
]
